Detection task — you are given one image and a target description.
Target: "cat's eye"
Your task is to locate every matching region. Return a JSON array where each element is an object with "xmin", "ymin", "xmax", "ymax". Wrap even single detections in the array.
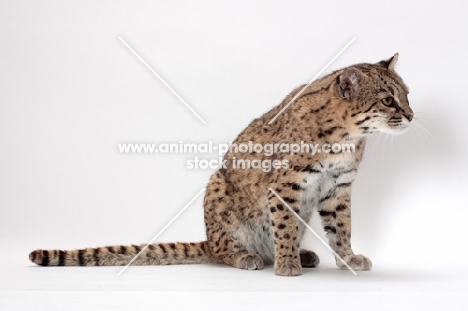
[{"xmin": 382, "ymin": 97, "xmax": 396, "ymax": 107}]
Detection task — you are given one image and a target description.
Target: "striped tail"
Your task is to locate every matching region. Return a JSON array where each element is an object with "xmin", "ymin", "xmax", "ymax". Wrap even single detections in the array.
[{"xmin": 29, "ymin": 241, "xmax": 213, "ymax": 266}]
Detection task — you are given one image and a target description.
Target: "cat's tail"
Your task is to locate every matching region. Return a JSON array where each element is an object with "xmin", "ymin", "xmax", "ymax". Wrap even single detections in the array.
[{"xmin": 29, "ymin": 241, "xmax": 215, "ymax": 266}]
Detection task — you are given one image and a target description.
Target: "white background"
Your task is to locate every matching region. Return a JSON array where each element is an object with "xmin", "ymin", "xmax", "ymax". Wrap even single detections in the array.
[{"xmin": 1, "ymin": 0, "xmax": 468, "ymax": 310}]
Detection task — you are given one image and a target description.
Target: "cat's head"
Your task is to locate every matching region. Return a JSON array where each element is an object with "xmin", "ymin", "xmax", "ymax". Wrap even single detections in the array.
[{"xmin": 336, "ymin": 53, "xmax": 413, "ymax": 135}]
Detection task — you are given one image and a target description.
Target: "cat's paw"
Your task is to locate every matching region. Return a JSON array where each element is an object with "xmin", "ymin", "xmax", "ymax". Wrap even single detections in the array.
[
  {"xmin": 237, "ymin": 254, "xmax": 264, "ymax": 270},
  {"xmin": 300, "ymin": 249, "xmax": 320, "ymax": 268},
  {"xmin": 275, "ymin": 258, "xmax": 302, "ymax": 276},
  {"xmin": 337, "ymin": 254, "xmax": 372, "ymax": 270}
]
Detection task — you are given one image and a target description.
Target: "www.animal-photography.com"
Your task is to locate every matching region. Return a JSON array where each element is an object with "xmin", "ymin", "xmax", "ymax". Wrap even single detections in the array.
[{"xmin": 1, "ymin": 1, "xmax": 467, "ymax": 310}]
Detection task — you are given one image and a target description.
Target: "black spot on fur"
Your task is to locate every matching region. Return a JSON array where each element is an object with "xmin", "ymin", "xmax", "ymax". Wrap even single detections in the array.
[
  {"xmin": 319, "ymin": 210, "xmax": 336, "ymax": 218},
  {"xmin": 93, "ymin": 248, "xmax": 100, "ymax": 266},
  {"xmin": 336, "ymin": 204, "xmax": 347, "ymax": 211},
  {"xmin": 283, "ymin": 197, "xmax": 296, "ymax": 204},
  {"xmin": 336, "ymin": 182, "xmax": 352, "ymax": 188},
  {"xmin": 184, "ymin": 244, "xmax": 190, "ymax": 258},
  {"xmin": 41, "ymin": 250, "xmax": 50, "ymax": 266},
  {"xmin": 324, "ymin": 126, "xmax": 341, "ymax": 135},
  {"xmin": 133, "ymin": 245, "xmax": 142, "ymax": 254},
  {"xmin": 30, "ymin": 250, "xmax": 37, "ymax": 262},
  {"xmin": 302, "ymin": 165, "xmax": 321, "ymax": 173},
  {"xmin": 58, "ymin": 250, "xmax": 66, "ymax": 266},
  {"xmin": 291, "ymin": 183, "xmax": 301, "ymax": 190},
  {"xmin": 78, "ymin": 249, "xmax": 86, "ymax": 266},
  {"xmin": 355, "ymin": 116, "xmax": 370, "ymax": 126}
]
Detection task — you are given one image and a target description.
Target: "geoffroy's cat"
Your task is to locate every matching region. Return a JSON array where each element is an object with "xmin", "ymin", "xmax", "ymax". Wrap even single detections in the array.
[{"xmin": 30, "ymin": 54, "xmax": 413, "ymax": 276}]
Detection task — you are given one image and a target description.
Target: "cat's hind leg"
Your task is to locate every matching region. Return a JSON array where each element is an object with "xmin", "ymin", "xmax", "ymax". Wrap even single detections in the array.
[
  {"xmin": 220, "ymin": 252, "xmax": 264, "ymax": 270},
  {"xmin": 203, "ymin": 171, "xmax": 265, "ymax": 271},
  {"xmin": 300, "ymin": 249, "xmax": 320, "ymax": 268}
]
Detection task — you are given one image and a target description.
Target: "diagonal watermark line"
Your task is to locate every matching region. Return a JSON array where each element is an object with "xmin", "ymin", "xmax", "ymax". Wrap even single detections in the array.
[
  {"xmin": 118, "ymin": 36, "xmax": 207, "ymax": 125},
  {"xmin": 268, "ymin": 37, "xmax": 356, "ymax": 124},
  {"xmin": 117, "ymin": 188, "xmax": 206, "ymax": 276},
  {"xmin": 268, "ymin": 188, "xmax": 357, "ymax": 275}
]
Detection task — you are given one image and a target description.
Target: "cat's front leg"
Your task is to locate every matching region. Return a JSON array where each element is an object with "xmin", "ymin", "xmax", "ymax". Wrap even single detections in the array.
[
  {"xmin": 319, "ymin": 182, "xmax": 372, "ymax": 271},
  {"xmin": 268, "ymin": 186, "xmax": 302, "ymax": 277}
]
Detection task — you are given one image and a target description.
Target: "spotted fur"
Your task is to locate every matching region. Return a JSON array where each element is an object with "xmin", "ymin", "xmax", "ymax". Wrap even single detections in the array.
[{"xmin": 30, "ymin": 54, "xmax": 412, "ymax": 276}]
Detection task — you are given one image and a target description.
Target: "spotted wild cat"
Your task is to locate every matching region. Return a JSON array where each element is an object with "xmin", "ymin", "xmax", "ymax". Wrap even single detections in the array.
[{"xmin": 30, "ymin": 54, "xmax": 413, "ymax": 276}]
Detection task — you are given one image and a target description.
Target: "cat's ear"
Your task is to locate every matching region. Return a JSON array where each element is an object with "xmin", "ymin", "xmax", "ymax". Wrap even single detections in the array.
[
  {"xmin": 337, "ymin": 68, "xmax": 362, "ymax": 100},
  {"xmin": 379, "ymin": 53, "xmax": 399, "ymax": 71}
]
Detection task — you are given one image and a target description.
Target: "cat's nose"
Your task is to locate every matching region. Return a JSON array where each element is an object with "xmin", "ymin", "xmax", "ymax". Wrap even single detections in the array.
[{"xmin": 405, "ymin": 112, "xmax": 413, "ymax": 122}]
